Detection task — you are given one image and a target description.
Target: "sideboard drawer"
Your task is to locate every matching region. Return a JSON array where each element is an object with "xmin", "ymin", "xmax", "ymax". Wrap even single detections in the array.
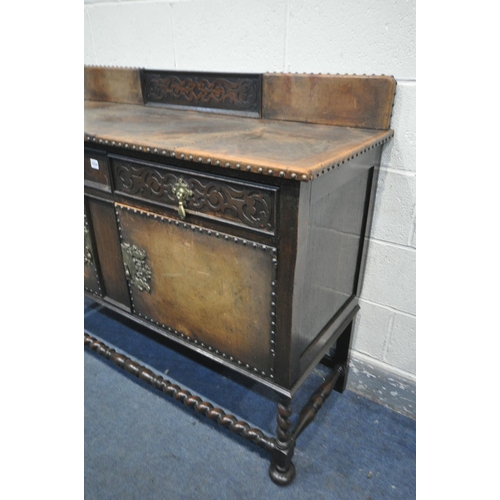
[
  {"xmin": 110, "ymin": 155, "xmax": 277, "ymax": 234},
  {"xmin": 84, "ymin": 149, "xmax": 111, "ymax": 192}
]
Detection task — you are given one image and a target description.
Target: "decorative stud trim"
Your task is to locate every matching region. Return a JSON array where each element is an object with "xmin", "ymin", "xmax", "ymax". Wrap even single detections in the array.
[{"xmin": 84, "ymin": 129, "xmax": 393, "ymax": 182}]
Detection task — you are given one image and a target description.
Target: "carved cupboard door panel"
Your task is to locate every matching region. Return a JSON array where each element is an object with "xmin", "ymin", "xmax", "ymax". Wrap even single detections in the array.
[
  {"xmin": 115, "ymin": 203, "xmax": 277, "ymax": 378},
  {"xmin": 84, "ymin": 206, "xmax": 103, "ymax": 297}
]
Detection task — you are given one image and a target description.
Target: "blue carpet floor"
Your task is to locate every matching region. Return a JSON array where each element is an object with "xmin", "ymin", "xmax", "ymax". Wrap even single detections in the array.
[{"xmin": 85, "ymin": 298, "xmax": 416, "ymax": 499}]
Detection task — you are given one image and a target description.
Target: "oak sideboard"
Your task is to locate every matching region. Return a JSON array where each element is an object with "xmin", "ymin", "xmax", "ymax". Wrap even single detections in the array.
[{"xmin": 84, "ymin": 67, "xmax": 395, "ymax": 485}]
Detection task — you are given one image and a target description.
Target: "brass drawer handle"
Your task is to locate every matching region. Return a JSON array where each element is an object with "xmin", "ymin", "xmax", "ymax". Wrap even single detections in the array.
[{"xmin": 172, "ymin": 178, "xmax": 193, "ymax": 220}]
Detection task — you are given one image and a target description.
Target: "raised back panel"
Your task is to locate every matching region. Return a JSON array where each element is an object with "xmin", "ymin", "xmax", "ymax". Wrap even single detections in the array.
[
  {"xmin": 84, "ymin": 67, "xmax": 143, "ymax": 105},
  {"xmin": 140, "ymin": 70, "xmax": 262, "ymax": 117},
  {"xmin": 262, "ymin": 73, "xmax": 396, "ymax": 130}
]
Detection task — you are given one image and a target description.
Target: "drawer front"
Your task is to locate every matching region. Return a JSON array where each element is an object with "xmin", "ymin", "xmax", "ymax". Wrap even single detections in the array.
[
  {"xmin": 110, "ymin": 155, "xmax": 277, "ymax": 234},
  {"xmin": 115, "ymin": 203, "xmax": 277, "ymax": 379},
  {"xmin": 85, "ymin": 149, "xmax": 111, "ymax": 191},
  {"xmin": 84, "ymin": 210, "xmax": 103, "ymax": 297}
]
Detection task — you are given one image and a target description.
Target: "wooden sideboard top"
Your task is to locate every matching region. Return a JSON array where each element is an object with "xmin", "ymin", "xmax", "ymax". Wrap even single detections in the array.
[
  {"xmin": 84, "ymin": 67, "xmax": 395, "ymax": 182},
  {"xmin": 84, "ymin": 100, "xmax": 393, "ymax": 182}
]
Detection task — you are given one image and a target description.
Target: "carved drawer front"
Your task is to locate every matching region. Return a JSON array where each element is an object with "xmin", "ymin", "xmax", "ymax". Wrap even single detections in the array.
[
  {"xmin": 115, "ymin": 203, "xmax": 277, "ymax": 379},
  {"xmin": 110, "ymin": 155, "xmax": 277, "ymax": 234},
  {"xmin": 84, "ymin": 211, "xmax": 103, "ymax": 297},
  {"xmin": 85, "ymin": 149, "xmax": 111, "ymax": 192}
]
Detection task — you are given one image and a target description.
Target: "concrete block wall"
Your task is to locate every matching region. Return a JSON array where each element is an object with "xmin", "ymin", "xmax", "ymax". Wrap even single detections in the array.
[{"xmin": 84, "ymin": 0, "xmax": 416, "ymax": 416}]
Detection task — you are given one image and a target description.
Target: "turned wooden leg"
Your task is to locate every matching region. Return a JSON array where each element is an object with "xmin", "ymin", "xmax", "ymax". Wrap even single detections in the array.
[
  {"xmin": 322, "ymin": 320, "xmax": 354, "ymax": 394},
  {"xmin": 269, "ymin": 400, "xmax": 296, "ymax": 486}
]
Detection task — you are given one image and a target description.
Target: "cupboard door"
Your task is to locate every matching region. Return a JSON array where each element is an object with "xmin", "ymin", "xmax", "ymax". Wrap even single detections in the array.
[
  {"xmin": 115, "ymin": 203, "xmax": 277, "ymax": 378},
  {"xmin": 84, "ymin": 206, "xmax": 103, "ymax": 297}
]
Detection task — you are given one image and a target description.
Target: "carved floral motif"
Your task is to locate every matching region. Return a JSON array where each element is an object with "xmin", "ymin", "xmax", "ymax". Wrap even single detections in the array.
[{"xmin": 145, "ymin": 74, "xmax": 258, "ymax": 111}]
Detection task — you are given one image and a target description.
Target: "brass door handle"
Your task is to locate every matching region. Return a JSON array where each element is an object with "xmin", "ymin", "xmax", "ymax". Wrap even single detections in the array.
[
  {"xmin": 121, "ymin": 242, "xmax": 152, "ymax": 293},
  {"xmin": 172, "ymin": 178, "xmax": 193, "ymax": 220},
  {"xmin": 85, "ymin": 246, "xmax": 93, "ymax": 265}
]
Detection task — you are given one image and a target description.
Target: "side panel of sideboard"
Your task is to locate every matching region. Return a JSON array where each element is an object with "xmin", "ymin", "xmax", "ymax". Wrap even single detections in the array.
[{"xmin": 289, "ymin": 147, "xmax": 383, "ymax": 388}]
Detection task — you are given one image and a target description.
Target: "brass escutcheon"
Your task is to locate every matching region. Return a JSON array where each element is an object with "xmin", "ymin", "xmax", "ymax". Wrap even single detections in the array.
[{"xmin": 172, "ymin": 178, "xmax": 193, "ymax": 220}]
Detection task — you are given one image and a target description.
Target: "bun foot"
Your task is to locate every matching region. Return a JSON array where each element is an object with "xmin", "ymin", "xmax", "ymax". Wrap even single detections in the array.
[{"xmin": 269, "ymin": 461, "xmax": 296, "ymax": 486}]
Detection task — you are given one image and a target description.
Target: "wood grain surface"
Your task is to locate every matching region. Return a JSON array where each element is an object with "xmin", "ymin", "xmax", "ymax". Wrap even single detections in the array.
[{"xmin": 85, "ymin": 101, "xmax": 393, "ymax": 181}]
